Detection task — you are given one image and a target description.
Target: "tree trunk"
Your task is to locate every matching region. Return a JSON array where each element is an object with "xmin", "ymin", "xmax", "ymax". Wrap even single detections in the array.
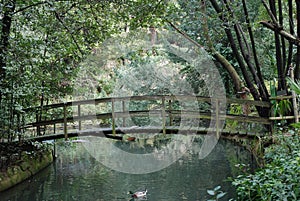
[
  {"xmin": 295, "ymin": 0, "xmax": 300, "ymax": 78},
  {"xmin": 286, "ymin": 0, "xmax": 295, "ymax": 75},
  {"xmin": 200, "ymin": 0, "xmax": 242, "ymax": 91},
  {"xmin": 210, "ymin": 0, "xmax": 261, "ymax": 100},
  {"xmin": 0, "ymin": 0, "xmax": 16, "ymax": 101},
  {"xmin": 242, "ymin": 0, "xmax": 269, "ymax": 101}
]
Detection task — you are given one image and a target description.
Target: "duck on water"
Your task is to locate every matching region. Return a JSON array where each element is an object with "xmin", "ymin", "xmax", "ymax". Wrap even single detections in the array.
[{"xmin": 128, "ymin": 189, "xmax": 147, "ymax": 199}]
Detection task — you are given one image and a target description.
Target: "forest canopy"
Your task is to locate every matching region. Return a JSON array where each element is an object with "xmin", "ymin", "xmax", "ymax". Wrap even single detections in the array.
[{"xmin": 1, "ymin": 0, "xmax": 300, "ymax": 136}]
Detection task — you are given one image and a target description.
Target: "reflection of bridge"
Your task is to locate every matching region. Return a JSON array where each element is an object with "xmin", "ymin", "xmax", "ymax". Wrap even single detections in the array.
[{"xmin": 21, "ymin": 95, "xmax": 271, "ymax": 141}]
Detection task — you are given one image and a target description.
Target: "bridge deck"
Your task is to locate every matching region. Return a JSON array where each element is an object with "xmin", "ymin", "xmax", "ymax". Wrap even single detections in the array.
[{"xmin": 25, "ymin": 126, "xmax": 264, "ymax": 142}]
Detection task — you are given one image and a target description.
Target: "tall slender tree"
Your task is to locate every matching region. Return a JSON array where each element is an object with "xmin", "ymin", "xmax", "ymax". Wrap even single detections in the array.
[{"xmin": 168, "ymin": 0, "xmax": 300, "ymax": 117}]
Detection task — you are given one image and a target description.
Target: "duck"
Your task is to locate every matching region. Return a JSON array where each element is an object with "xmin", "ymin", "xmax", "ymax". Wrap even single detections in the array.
[
  {"xmin": 122, "ymin": 134, "xmax": 136, "ymax": 142},
  {"xmin": 126, "ymin": 136, "xmax": 136, "ymax": 141},
  {"xmin": 128, "ymin": 189, "xmax": 147, "ymax": 198}
]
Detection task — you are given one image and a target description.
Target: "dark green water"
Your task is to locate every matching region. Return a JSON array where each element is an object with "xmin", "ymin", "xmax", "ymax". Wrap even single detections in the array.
[{"xmin": 0, "ymin": 135, "xmax": 256, "ymax": 201}]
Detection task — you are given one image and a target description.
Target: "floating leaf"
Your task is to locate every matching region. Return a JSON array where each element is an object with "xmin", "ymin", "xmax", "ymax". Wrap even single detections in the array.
[
  {"xmin": 217, "ymin": 192, "xmax": 227, "ymax": 199},
  {"xmin": 207, "ymin": 190, "xmax": 215, "ymax": 196},
  {"xmin": 214, "ymin": 186, "xmax": 221, "ymax": 191}
]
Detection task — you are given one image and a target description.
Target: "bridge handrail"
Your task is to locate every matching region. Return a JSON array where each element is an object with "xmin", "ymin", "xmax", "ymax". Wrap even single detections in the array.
[
  {"xmin": 21, "ymin": 95, "xmax": 271, "ymax": 139},
  {"xmin": 22, "ymin": 95, "xmax": 270, "ymax": 112}
]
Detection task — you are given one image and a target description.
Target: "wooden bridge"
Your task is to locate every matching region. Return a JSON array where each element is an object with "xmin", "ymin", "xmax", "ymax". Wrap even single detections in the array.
[{"xmin": 18, "ymin": 95, "xmax": 272, "ymax": 141}]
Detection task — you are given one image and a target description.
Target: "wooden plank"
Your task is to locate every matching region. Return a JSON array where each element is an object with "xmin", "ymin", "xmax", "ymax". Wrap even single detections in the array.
[
  {"xmin": 111, "ymin": 98, "xmax": 116, "ymax": 135},
  {"xmin": 25, "ymin": 126, "xmax": 263, "ymax": 142},
  {"xmin": 122, "ymin": 100, "xmax": 126, "ymax": 127},
  {"xmin": 63, "ymin": 104, "xmax": 68, "ymax": 140},
  {"xmin": 269, "ymin": 116, "xmax": 297, "ymax": 120},
  {"xmin": 162, "ymin": 97, "xmax": 166, "ymax": 135},
  {"xmin": 216, "ymin": 99, "xmax": 220, "ymax": 138},
  {"xmin": 225, "ymin": 114, "xmax": 271, "ymax": 124},
  {"xmin": 23, "ymin": 95, "xmax": 271, "ymax": 113},
  {"xmin": 269, "ymin": 95, "xmax": 293, "ymax": 100},
  {"xmin": 78, "ymin": 105, "xmax": 82, "ymax": 130},
  {"xmin": 226, "ymin": 97, "xmax": 271, "ymax": 108},
  {"xmin": 26, "ymin": 113, "xmax": 113, "ymax": 127},
  {"xmin": 168, "ymin": 99, "xmax": 173, "ymax": 126}
]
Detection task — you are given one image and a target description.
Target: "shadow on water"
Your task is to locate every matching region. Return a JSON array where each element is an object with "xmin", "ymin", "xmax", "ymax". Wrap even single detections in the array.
[{"xmin": 0, "ymin": 135, "xmax": 257, "ymax": 201}]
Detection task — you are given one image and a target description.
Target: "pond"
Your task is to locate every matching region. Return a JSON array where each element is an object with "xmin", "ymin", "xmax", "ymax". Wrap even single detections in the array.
[{"xmin": 0, "ymin": 134, "xmax": 257, "ymax": 201}]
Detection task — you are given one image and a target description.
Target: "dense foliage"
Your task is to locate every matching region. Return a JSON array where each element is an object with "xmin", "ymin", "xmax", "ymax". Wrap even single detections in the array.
[
  {"xmin": 232, "ymin": 134, "xmax": 300, "ymax": 200},
  {"xmin": 0, "ymin": 0, "xmax": 171, "ymax": 140},
  {"xmin": 231, "ymin": 77, "xmax": 300, "ymax": 200}
]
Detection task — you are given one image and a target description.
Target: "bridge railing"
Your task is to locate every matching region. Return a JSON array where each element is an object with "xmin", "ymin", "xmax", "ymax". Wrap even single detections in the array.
[{"xmin": 20, "ymin": 95, "xmax": 271, "ymax": 140}]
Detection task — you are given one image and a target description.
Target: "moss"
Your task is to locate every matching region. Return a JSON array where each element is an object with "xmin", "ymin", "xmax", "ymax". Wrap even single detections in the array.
[{"xmin": 0, "ymin": 149, "xmax": 53, "ymax": 192}]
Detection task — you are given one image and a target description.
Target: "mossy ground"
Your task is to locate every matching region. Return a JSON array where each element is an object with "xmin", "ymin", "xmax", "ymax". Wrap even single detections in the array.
[{"xmin": 0, "ymin": 141, "xmax": 53, "ymax": 192}]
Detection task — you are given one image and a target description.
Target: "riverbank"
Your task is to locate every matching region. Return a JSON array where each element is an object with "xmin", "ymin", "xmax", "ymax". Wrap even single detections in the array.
[
  {"xmin": 232, "ymin": 133, "xmax": 300, "ymax": 200},
  {"xmin": 0, "ymin": 141, "xmax": 54, "ymax": 192}
]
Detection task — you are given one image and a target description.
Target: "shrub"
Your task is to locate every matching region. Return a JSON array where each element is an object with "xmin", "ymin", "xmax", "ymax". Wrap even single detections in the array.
[{"xmin": 232, "ymin": 134, "xmax": 300, "ymax": 200}]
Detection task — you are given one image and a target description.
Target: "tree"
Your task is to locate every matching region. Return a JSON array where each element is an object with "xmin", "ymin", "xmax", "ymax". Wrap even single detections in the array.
[
  {"xmin": 167, "ymin": 0, "xmax": 300, "ymax": 118},
  {"xmin": 260, "ymin": 0, "xmax": 300, "ymax": 82},
  {"xmin": 0, "ymin": 0, "xmax": 170, "ymax": 140}
]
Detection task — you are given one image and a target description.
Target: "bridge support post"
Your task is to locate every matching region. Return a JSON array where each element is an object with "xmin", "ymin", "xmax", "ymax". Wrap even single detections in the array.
[
  {"xmin": 162, "ymin": 97, "xmax": 166, "ymax": 135},
  {"xmin": 36, "ymin": 112, "xmax": 41, "ymax": 136},
  {"xmin": 63, "ymin": 103, "xmax": 68, "ymax": 140},
  {"xmin": 16, "ymin": 113, "xmax": 21, "ymax": 141},
  {"xmin": 78, "ymin": 105, "xmax": 82, "ymax": 130},
  {"xmin": 122, "ymin": 100, "xmax": 126, "ymax": 127},
  {"xmin": 168, "ymin": 99, "xmax": 173, "ymax": 126},
  {"xmin": 216, "ymin": 98, "xmax": 220, "ymax": 138},
  {"xmin": 111, "ymin": 98, "xmax": 116, "ymax": 136}
]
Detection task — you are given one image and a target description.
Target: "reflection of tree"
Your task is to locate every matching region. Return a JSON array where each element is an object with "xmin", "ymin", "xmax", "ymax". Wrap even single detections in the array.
[
  {"xmin": 45, "ymin": 141, "xmax": 111, "ymax": 200},
  {"xmin": 223, "ymin": 139, "xmax": 258, "ymax": 177},
  {"xmin": 114, "ymin": 134, "xmax": 175, "ymax": 153},
  {"xmin": 1, "ymin": 137, "xmax": 257, "ymax": 200}
]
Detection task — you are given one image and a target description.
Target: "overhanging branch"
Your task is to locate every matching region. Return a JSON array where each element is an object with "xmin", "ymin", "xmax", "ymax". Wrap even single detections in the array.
[
  {"xmin": 260, "ymin": 21, "xmax": 300, "ymax": 47},
  {"xmin": 54, "ymin": 11, "xmax": 84, "ymax": 56},
  {"xmin": 13, "ymin": 1, "xmax": 47, "ymax": 14},
  {"xmin": 167, "ymin": 20, "xmax": 204, "ymax": 49}
]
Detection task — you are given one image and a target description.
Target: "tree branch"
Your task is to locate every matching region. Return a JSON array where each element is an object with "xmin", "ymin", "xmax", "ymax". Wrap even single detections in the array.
[
  {"xmin": 261, "ymin": 0, "xmax": 280, "ymax": 27},
  {"xmin": 200, "ymin": 0, "xmax": 241, "ymax": 91},
  {"xmin": 166, "ymin": 20, "xmax": 204, "ymax": 49},
  {"xmin": 13, "ymin": 1, "xmax": 48, "ymax": 14},
  {"xmin": 260, "ymin": 21, "xmax": 300, "ymax": 47},
  {"xmin": 13, "ymin": 0, "xmax": 72, "ymax": 15},
  {"xmin": 54, "ymin": 11, "xmax": 84, "ymax": 57}
]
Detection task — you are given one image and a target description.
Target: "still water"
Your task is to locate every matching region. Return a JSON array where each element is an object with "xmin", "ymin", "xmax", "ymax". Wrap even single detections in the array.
[{"xmin": 0, "ymin": 135, "xmax": 256, "ymax": 201}]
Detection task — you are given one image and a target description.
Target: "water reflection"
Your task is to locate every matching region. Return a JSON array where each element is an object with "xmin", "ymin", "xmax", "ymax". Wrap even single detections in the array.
[
  {"xmin": 0, "ymin": 135, "xmax": 256, "ymax": 201},
  {"xmin": 83, "ymin": 134, "xmax": 195, "ymax": 174}
]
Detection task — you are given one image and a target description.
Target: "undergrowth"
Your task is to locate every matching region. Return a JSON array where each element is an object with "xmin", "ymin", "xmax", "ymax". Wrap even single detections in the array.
[{"xmin": 232, "ymin": 131, "xmax": 300, "ymax": 200}]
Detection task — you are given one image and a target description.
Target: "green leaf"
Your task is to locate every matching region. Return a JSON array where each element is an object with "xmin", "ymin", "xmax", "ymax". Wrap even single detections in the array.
[
  {"xmin": 207, "ymin": 190, "xmax": 215, "ymax": 196},
  {"xmin": 216, "ymin": 192, "xmax": 227, "ymax": 199},
  {"xmin": 214, "ymin": 186, "xmax": 221, "ymax": 191}
]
